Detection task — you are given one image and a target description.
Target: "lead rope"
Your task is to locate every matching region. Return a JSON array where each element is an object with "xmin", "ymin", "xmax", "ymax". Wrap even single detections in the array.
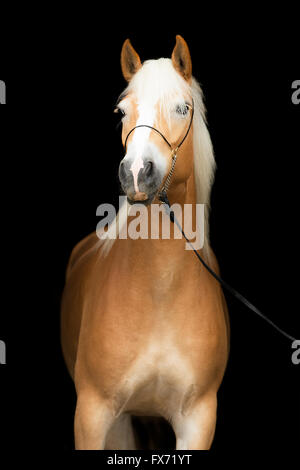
[
  {"xmin": 159, "ymin": 192, "xmax": 297, "ymax": 343},
  {"xmin": 123, "ymin": 102, "xmax": 297, "ymax": 343}
]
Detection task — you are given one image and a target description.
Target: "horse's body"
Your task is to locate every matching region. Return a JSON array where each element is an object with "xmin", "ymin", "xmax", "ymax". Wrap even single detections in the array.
[{"xmin": 61, "ymin": 36, "xmax": 230, "ymax": 450}]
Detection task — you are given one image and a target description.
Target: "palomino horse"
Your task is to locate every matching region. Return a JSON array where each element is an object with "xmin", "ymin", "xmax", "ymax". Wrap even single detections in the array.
[{"xmin": 61, "ymin": 35, "xmax": 230, "ymax": 450}]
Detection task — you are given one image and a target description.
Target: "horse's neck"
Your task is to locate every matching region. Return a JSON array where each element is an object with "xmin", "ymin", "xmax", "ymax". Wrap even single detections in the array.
[{"xmin": 116, "ymin": 169, "xmax": 200, "ymax": 287}]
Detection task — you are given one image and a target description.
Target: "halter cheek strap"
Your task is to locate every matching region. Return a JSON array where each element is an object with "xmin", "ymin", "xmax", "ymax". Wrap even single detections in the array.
[{"xmin": 123, "ymin": 100, "xmax": 194, "ymax": 200}]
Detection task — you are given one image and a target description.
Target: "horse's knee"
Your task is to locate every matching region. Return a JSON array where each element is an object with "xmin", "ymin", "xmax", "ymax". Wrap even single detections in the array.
[
  {"xmin": 173, "ymin": 394, "xmax": 217, "ymax": 450},
  {"xmin": 74, "ymin": 393, "xmax": 113, "ymax": 450}
]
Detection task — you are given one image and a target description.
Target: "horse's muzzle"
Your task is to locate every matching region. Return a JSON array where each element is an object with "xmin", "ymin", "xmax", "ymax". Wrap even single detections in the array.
[{"xmin": 118, "ymin": 158, "xmax": 162, "ymax": 205}]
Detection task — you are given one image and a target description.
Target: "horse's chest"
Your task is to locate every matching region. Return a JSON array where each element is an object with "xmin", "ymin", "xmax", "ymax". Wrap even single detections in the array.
[{"xmin": 119, "ymin": 337, "xmax": 196, "ymax": 417}]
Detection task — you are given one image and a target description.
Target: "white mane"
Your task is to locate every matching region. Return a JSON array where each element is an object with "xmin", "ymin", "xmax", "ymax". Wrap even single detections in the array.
[{"xmin": 98, "ymin": 58, "xmax": 216, "ymax": 259}]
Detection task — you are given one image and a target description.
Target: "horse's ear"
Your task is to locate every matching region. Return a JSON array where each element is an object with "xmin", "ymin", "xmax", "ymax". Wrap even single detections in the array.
[
  {"xmin": 171, "ymin": 35, "xmax": 192, "ymax": 81},
  {"xmin": 121, "ymin": 39, "xmax": 142, "ymax": 82}
]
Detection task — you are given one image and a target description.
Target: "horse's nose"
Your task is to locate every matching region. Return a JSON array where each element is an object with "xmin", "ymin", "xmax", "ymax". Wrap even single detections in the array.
[
  {"xmin": 119, "ymin": 158, "xmax": 155, "ymax": 187},
  {"xmin": 119, "ymin": 157, "xmax": 160, "ymax": 203}
]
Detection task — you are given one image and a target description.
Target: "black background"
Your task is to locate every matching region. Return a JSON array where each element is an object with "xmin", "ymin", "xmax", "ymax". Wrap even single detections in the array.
[{"xmin": 0, "ymin": 18, "xmax": 299, "ymax": 458}]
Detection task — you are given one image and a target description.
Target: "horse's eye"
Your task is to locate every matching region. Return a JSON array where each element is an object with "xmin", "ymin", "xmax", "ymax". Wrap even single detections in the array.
[
  {"xmin": 175, "ymin": 104, "xmax": 189, "ymax": 116},
  {"xmin": 114, "ymin": 107, "xmax": 126, "ymax": 117}
]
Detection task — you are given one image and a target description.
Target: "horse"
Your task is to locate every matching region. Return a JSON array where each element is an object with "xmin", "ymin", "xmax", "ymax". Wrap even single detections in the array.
[{"xmin": 61, "ymin": 35, "xmax": 230, "ymax": 450}]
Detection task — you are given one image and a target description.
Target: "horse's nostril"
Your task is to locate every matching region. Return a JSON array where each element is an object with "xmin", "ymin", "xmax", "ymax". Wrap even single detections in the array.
[
  {"xmin": 119, "ymin": 161, "xmax": 126, "ymax": 180},
  {"xmin": 144, "ymin": 161, "xmax": 153, "ymax": 177}
]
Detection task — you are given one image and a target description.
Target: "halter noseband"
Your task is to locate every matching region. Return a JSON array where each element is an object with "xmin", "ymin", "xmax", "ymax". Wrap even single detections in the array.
[{"xmin": 123, "ymin": 100, "xmax": 194, "ymax": 201}]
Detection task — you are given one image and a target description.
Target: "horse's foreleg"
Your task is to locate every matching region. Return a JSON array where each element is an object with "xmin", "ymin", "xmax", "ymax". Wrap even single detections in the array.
[
  {"xmin": 74, "ymin": 392, "xmax": 114, "ymax": 450},
  {"xmin": 105, "ymin": 413, "xmax": 136, "ymax": 450},
  {"xmin": 173, "ymin": 394, "xmax": 217, "ymax": 450}
]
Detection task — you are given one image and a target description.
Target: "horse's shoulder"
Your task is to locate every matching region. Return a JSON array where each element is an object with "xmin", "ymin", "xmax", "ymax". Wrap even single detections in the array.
[{"xmin": 206, "ymin": 246, "xmax": 230, "ymax": 349}]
